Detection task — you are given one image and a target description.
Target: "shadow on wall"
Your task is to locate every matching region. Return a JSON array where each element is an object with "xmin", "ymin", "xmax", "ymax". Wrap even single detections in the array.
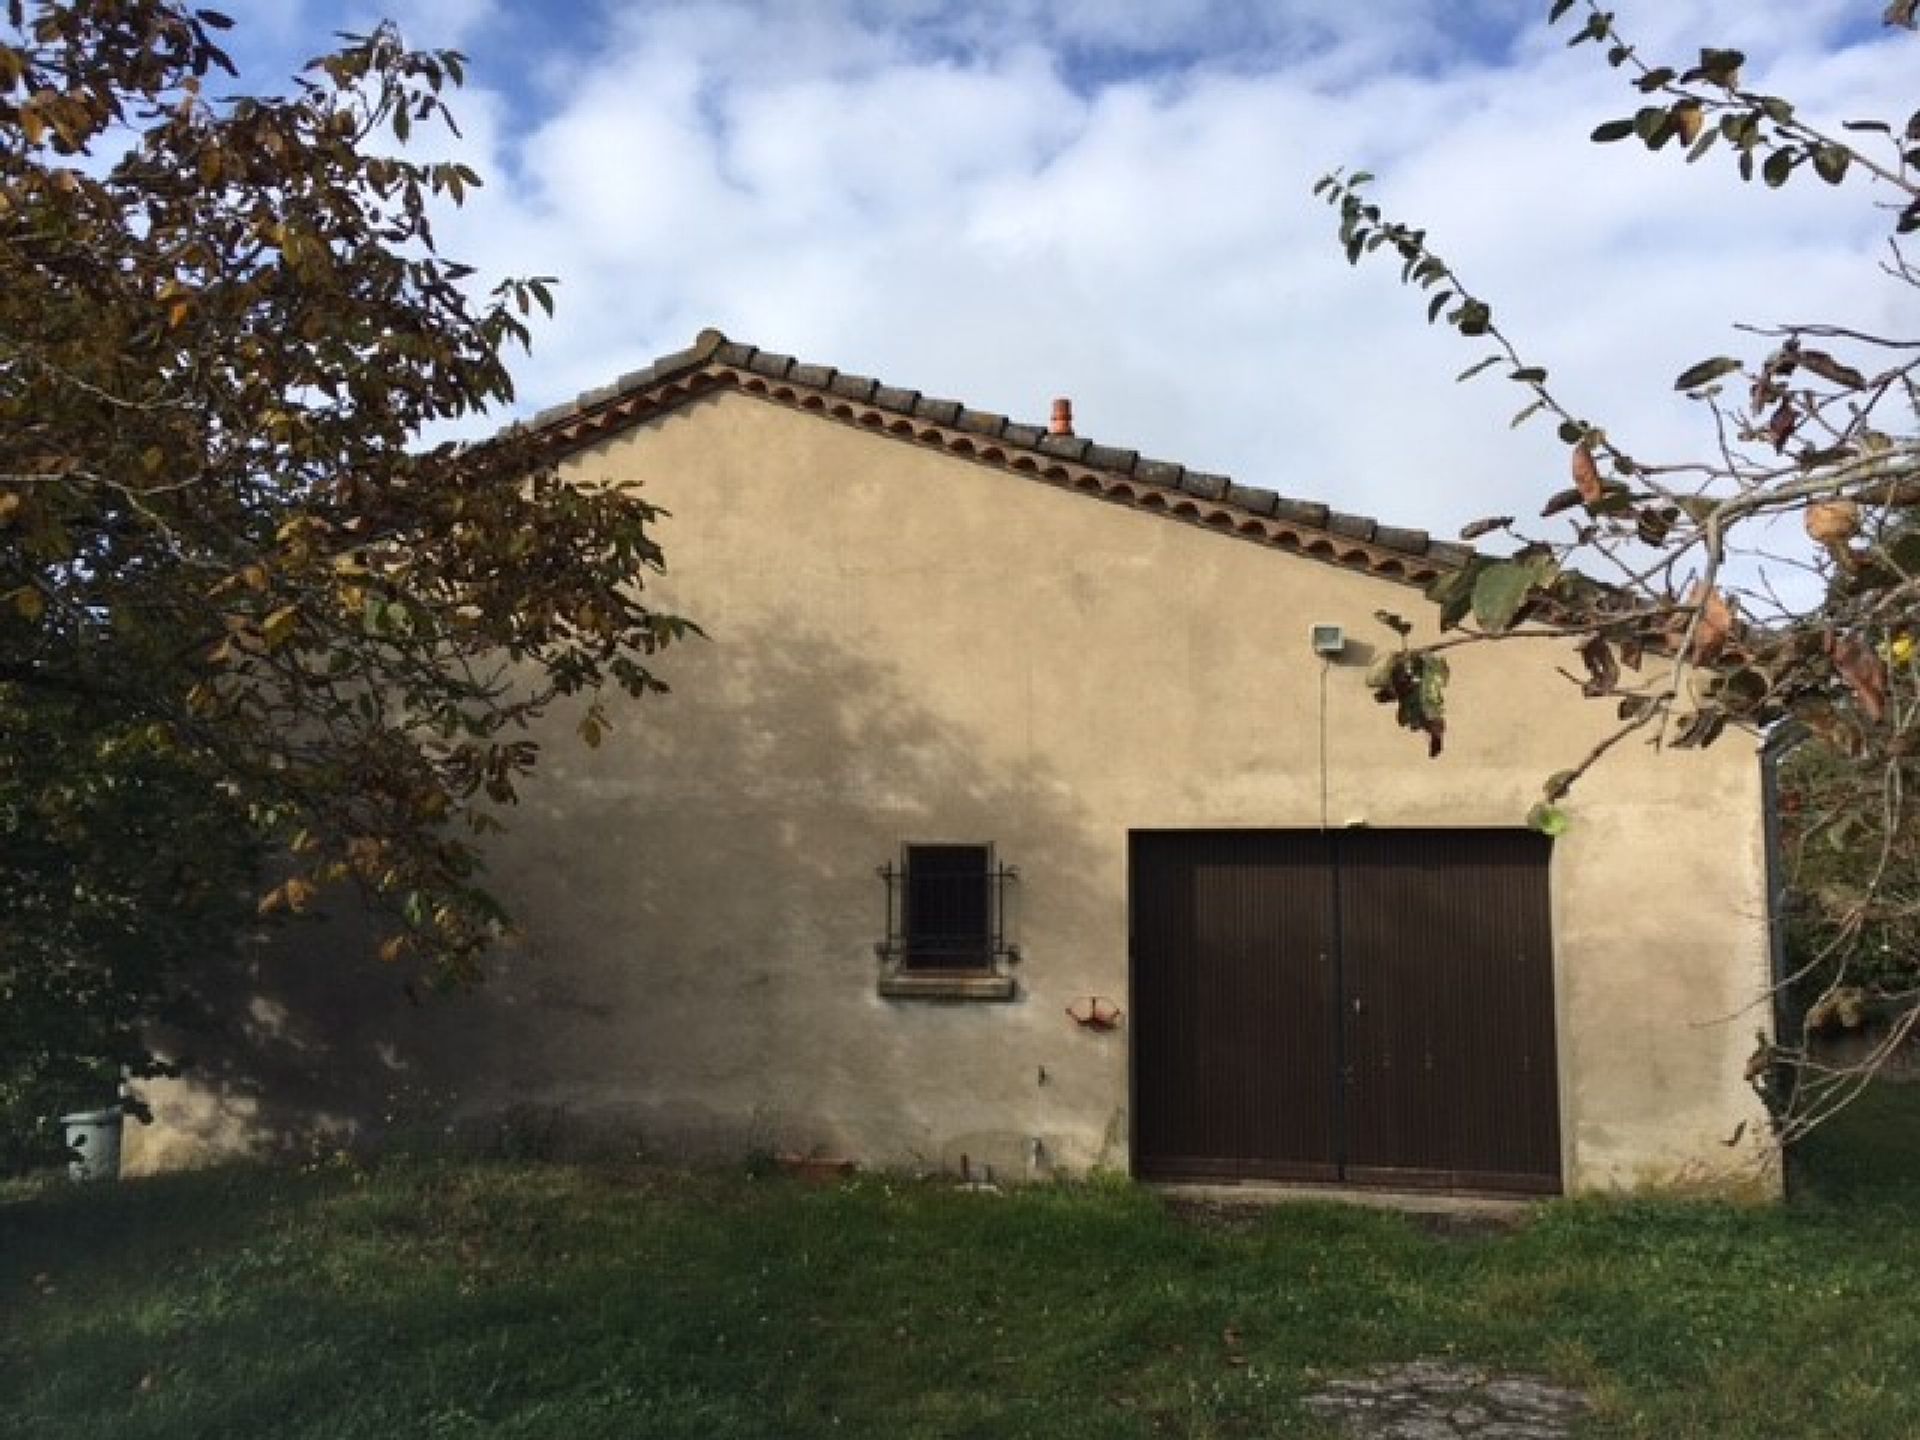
[{"xmin": 137, "ymin": 619, "xmax": 1124, "ymax": 1176}]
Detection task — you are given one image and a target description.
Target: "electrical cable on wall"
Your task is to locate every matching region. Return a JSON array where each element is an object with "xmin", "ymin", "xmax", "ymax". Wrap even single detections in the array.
[{"xmin": 1318, "ymin": 655, "xmax": 1331, "ymax": 830}]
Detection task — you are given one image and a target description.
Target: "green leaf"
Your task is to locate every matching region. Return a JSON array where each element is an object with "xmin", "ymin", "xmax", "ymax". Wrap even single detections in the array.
[
  {"xmin": 1812, "ymin": 144, "xmax": 1851, "ymax": 185},
  {"xmin": 1694, "ymin": 48, "xmax": 1745, "ymax": 86},
  {"xmin": 1471, "ymin": 557, "xmax": 1554, "ymax": 633},
  {"xmin": 1762, "ymin": 148, "xmax": 1796, "ymax": 188},
  {"xmin": 1456, "ymin": 355, "xmax": 1502, "ymax": 383},
  {"xmin": 1591, "ymin": 119, "xmax": 1635, "ymax": 143},
  {"xmin": 1527, "ymin": 802, "xmax": 1571, "ymax": 837},
  {"xmin": 1672, "ymin": 356, "xmax": 1742, "ymax": 391},
  {"xmin": 1424, "ymin": 561, "xmax": 1485, "ymax": 630},
  {"xmin": 1417, "ymin": 652, "xmax": 1449, "ymax": 715}
]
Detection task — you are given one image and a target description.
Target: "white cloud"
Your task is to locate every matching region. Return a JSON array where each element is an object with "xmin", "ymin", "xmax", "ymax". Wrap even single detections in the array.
[{"xmin": 252, "ymin": 1, "xmax": 1920, "ymax": 557}]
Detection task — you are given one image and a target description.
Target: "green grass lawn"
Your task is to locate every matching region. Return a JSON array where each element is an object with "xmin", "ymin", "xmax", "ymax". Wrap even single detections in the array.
[{"xmin": 6, "ymin": 1094, "xmax": 1920, "ymax": 1440}]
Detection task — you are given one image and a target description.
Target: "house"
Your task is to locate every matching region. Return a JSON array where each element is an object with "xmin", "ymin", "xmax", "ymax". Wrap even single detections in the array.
[{"xmin": 126, "ymin": 329, "xmax": 1779, "ymax": 1197}]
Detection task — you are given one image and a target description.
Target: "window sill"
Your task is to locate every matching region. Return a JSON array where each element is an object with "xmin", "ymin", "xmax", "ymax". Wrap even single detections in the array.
[{"xmin": 878, "ymin": 972, "xmax": 1017, "ymax": 1002}]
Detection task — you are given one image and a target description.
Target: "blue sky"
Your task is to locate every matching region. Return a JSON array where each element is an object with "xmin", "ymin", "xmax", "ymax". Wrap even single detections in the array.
[{"xmin": 216, "ymin": 1, "xmax": 1916, "ymax": 572}]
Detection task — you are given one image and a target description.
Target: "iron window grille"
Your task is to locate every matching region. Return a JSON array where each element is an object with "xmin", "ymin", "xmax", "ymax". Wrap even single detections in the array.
[{"xmin": 877, "ymin": 843, "xmax": 1019, "ymax": 972}]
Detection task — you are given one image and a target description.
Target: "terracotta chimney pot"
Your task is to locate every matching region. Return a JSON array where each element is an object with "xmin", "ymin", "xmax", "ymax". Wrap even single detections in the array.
[{"xmin": 1049, "ymin": 397, "xmax": 1074, "ymax": 437}]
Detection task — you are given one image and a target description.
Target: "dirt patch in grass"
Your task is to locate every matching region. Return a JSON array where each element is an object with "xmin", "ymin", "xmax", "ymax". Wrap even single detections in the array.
[{"xmin": 1306, "ymin": 1360, "xmax": 1590, "ymax": 1438}]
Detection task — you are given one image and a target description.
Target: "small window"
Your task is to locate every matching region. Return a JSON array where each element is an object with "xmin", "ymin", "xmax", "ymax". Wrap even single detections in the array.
[
  {"xmin": 904, "ymin": 844, "xmax": 991, "ymax": 969},
  {"xmin": 877, "ymin": 844, "xmax": 1018, "ymax": 1000}
]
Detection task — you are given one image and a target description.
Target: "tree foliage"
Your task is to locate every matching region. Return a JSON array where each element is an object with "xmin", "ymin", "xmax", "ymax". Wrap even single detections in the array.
[
  {"xmin": 1318, "ymin": 0, "xmax": 1920, "ymax": 1129},
  {"xmin": 0, "ymin": 1, "xmax": 690, "ymax": 1153},
  {"xmin": 0, "ymin": 687, "xmax": 254, "ymax": 1166}
]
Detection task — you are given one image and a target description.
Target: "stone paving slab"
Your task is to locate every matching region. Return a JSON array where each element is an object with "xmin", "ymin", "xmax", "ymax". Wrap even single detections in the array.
[{"xmin": 1304, "ymin": 1360, "xmax": 1590, "ymax": 1439}]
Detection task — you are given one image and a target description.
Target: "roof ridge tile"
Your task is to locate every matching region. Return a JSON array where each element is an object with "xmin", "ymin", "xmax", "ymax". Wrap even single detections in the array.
[{"xmin": 520, "ymin": 327, "xmax": 1468, "ymax": 585}]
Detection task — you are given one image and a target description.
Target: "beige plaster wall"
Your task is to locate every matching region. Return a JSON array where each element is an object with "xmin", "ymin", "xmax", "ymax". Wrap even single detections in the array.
[{"xmin": 127, "ymin": 391, "xmax": 1778, "ymax": 1195}]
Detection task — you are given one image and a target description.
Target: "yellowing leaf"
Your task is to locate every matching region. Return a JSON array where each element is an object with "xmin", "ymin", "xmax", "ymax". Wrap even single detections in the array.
[
  {"xmin": 167, "ymin": 299, "xmax": 192, "ymax": 329},
  {"xmin": 261, "ymin": 604, "xmax": 300, "ymax": 648},
  {"xmin": 9, "ymin": 585, "xmax": 45, "ymax": 620},
  {"xmin": 0, "ymin": 491, "xmax": 21, "ymax": 526}
]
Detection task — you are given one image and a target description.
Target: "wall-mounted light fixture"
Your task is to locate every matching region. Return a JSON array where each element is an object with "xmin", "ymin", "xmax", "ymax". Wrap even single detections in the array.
[{"xmin": 1310, "ymin": 623, "xmax": 1346, "ymax": 657}]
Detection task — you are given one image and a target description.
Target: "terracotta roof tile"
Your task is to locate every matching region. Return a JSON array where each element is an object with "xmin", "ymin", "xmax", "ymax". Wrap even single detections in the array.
[
  {"xmin": 517, "ymin": 328, "xmax": 1471, "ymax": 587},
  {"xmin": 1037, "ymin": 432, "xmax": 1092, "ymax": 461},
  {"xmin": 828, "ymin": 372, "xmax": 878, "ymax": 402},
  {"xmin": 746, "ymin": 349, "xmax": 792, "ymax": 380},
  {"xmin": 954, "ymin": 407, "xmax": 1007, "ymax": 437},
  {"xmin": 913, "ymin": 397, "xmax": 963, "ymax": 426},
  {"xmin": 1327, "ymin": 512, "xmax": 1377, "ymax": 542},
  {"xmin": 1227, "ymin": 483, "xmax": 1280, "ymax": 516},
  {"xmin": 1082, "ymin": 442, "xmax": 1138, "ymax": 472}
]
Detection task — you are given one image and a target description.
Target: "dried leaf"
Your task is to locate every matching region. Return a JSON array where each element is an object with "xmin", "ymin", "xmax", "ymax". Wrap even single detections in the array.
[
  {"xmin": 1458, "ymin": 515, "xmax": 1512, "ymax": 541},
  {"xmin": 1680, "ymin": 585, "xmax": 1735, "ymax": 664},
  {"xmin": 1571, "ymin": 442, "xmax": 1603, "ymax": 504},
  {"xmin": 1578, "ymin": 635, "xmax": 1619, "ymax": 696},
  {"xmin": 1826, "ymin": 631, "xmax": 1888, "ymax": 721},
  {"xmin": 1540, "ymin": 487, "xmax": 1583, "ymax": 518},
  {"xmin": 1765, "ymin": 399, "xmax": 1796, "ymax": 452},
  {"xmin": 1797, "ymin": 350, "xmax": 1867, "ymax": 389},
  {"xmin": 1805, "ymin": 500, "xmax": 1860, "ymax": 545},
  {"xmin": 1673, "ymin": 356, "xmax": 1742, "ymax": 391}
]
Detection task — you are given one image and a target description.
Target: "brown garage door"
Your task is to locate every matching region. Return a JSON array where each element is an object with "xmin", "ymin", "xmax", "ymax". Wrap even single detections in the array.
[{"xmin": 1130, "ymin": 829, "xmax": 1561, "ymax": 1196}]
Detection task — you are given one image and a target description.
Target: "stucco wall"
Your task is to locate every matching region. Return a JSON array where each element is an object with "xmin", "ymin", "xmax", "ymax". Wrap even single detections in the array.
[{"xmin": 127, "ymin": 390, "xmax": 1778, "ymax": 1195}]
